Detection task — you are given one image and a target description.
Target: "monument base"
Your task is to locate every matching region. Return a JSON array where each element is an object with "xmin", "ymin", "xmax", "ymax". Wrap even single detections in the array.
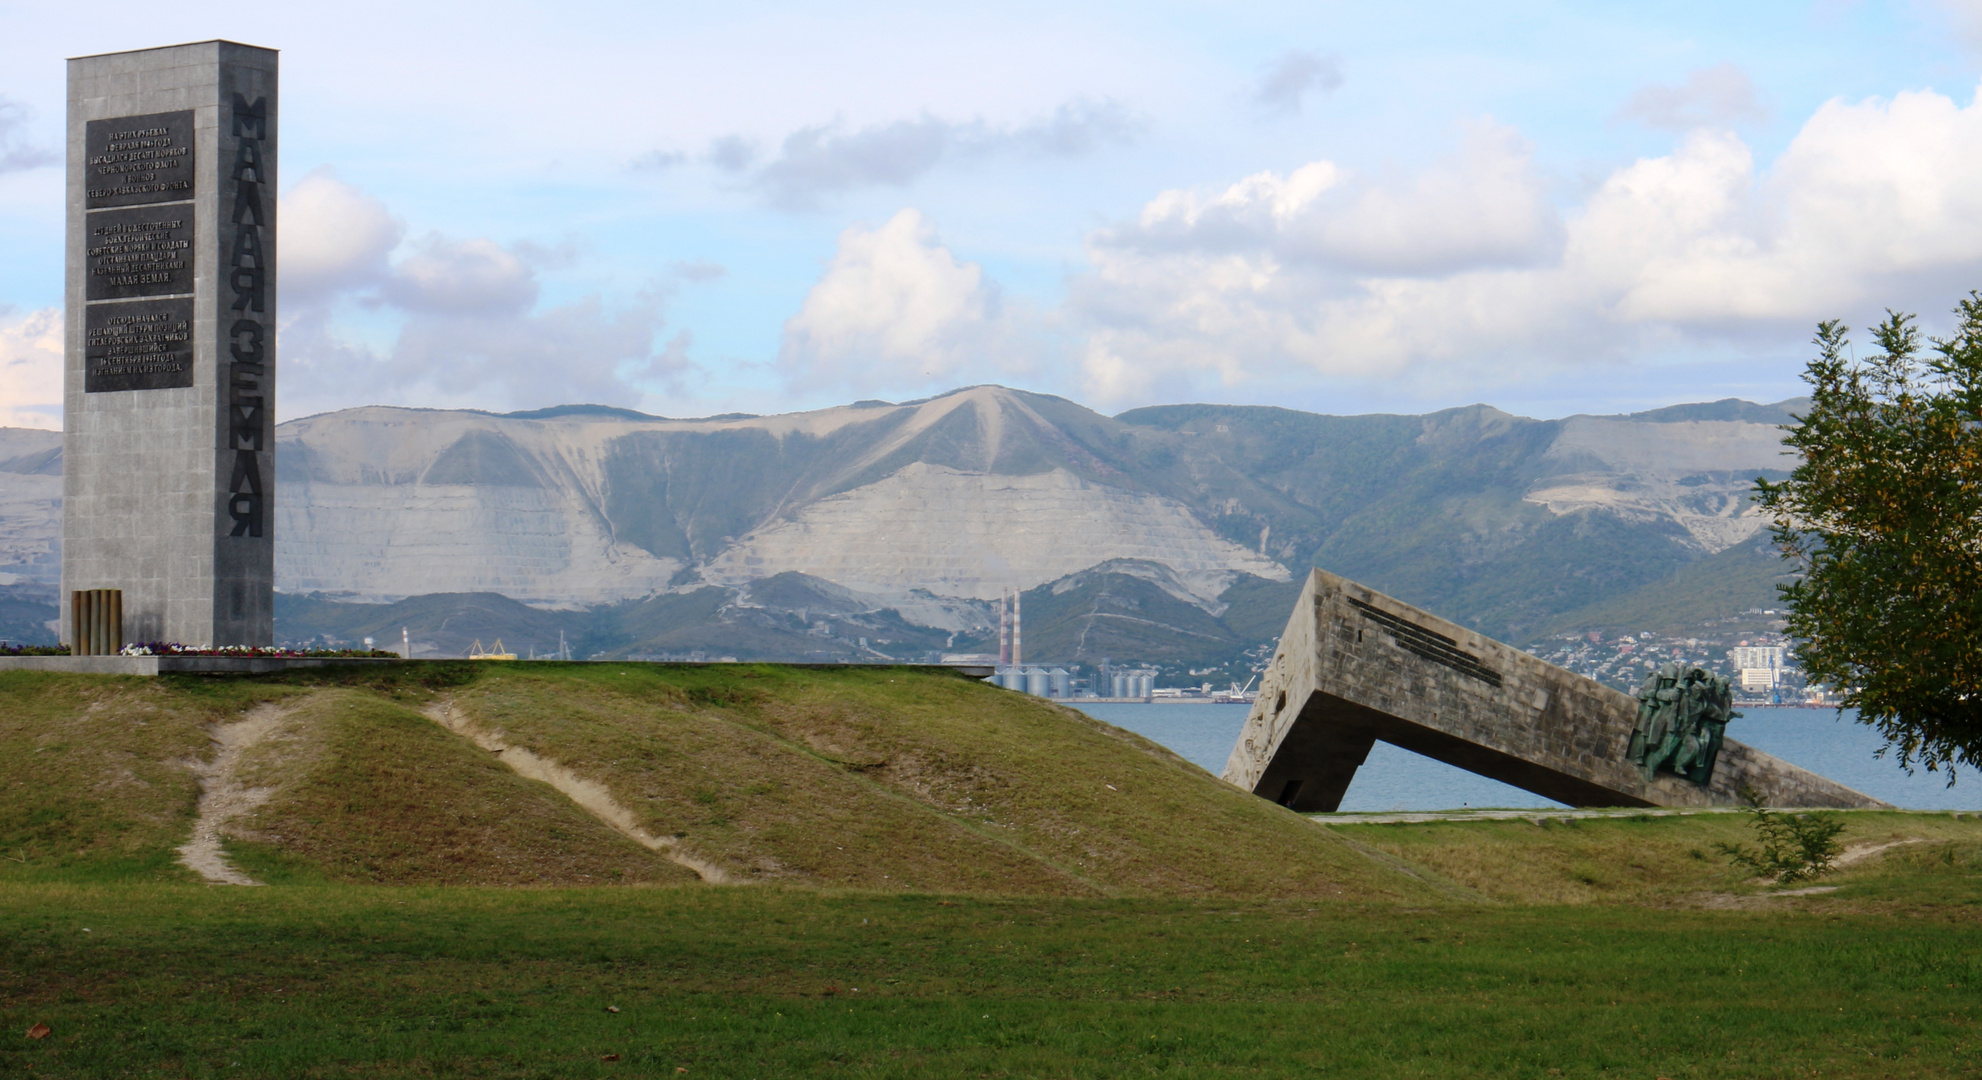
[
  {"xmin": 0, "ymin": 657, "xmax": 1001, "ymax": 678},
  {"xmin": 0, "ymin": 655, "xmax": 397, "ymax": 675}
]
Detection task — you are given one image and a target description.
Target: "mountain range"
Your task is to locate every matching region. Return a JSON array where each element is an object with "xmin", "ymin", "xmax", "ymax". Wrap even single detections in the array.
[{"xmin": 0, "ymin": 385, "xmax": 1803, "ymax": 672}]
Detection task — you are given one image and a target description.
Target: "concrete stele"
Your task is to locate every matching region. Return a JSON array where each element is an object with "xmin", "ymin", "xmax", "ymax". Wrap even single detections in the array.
[{"xmin": 62, "ymin": 41, "xmax": 277, "ymax": 646}]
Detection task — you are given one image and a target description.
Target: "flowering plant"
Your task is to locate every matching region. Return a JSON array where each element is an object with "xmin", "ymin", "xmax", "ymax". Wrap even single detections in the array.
[{"xmin": 119, "ymin": 642, "xmax": 399, "ymax": 658}]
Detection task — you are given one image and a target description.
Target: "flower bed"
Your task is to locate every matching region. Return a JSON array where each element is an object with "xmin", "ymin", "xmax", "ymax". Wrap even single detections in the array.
[{"xmin": 118, "ymin": 643, "xmax": 401, "ymax": 658}]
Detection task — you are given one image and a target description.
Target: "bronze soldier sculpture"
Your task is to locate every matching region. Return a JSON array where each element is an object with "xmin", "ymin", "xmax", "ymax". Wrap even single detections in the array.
[{"xmin": 1627, "ymin": 662, "xmax": 1736, "ymax": 785}]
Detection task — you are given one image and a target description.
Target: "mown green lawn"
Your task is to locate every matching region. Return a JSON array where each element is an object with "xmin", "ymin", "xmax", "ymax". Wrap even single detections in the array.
[{"xmin": 3, "ymin": 874, "xmax": 1978, "ymax": 1079}]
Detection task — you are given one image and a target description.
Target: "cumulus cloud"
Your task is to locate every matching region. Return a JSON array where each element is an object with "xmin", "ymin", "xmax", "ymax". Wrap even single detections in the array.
[
  {"xmin": 1253, "ymin": 50, "xmax": 1343, "ymax": 115},
  {"xmin": 281, "ymin": 168, "xmax": 403, "ymax": 301},
  {"xmin": 779, "ymin": 209, "xmax": 1036, "ymax": 391},
  {"xmin": 0, "ymin": 307, "xmax": 61, "ymax": 429},
  {"xmin": 380, "ymin": 235, "xmax": 539, "ymax": 315},
  {"xmin": 283, "ymin": 288, "xmax": 687, "ymax": 415},
  {"xmin": 1615, "ymin": 63, "xmax": 1768, "ymax": 131},
  {"xmin": 707, "ymin": 135, "xmax": 759, "ymax": 172},
  {"xmin": 386, "ymin": 295, "xmax": 676, "ymax": 403},
  {"xmin": 668, "ymin": 259, "xmax": 726, "ymax": 282},
  {"xmin": 274, "ymin": 175, "xmax": 688, "ymax": 415},
  {"xmin": 629, "ymin": 149, "xmax": 687, "ymax": 172},
  {"xmin": 720, "ymin": 99, "xmax": 1143, "ymax": 209},
  {"xmin": 1937, "ymin": 1, "xmax": 1982, "ymax": 51},
  {"xmin": 1105, "ymin": 119, "xmax": 1559, "ymax": 276},
  {"xmin": 1069, "ymin": 83, "xmax": 1982, "ymax": 405},
  {"xmin": 0, "ymin": 97, "xmax": 55, "ymax": 175}
]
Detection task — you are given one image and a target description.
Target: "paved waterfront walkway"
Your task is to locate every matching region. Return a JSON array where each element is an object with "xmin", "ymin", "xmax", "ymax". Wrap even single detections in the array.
[{"xmin": 1311, "ymin": 806, "xmax": 1977, "ymax": 825}]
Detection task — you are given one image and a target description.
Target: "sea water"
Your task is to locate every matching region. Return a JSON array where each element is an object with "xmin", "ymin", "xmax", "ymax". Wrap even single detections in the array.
[{"xmin": 1071, "ymin": 703, "xmax": 1978, "ymax": 811}]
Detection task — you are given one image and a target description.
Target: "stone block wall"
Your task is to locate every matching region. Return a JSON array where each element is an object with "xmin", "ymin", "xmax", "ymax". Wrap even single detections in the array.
[{"xmin": 1222, "ymin": 569, "xmax": 1886, "ymax": 810}]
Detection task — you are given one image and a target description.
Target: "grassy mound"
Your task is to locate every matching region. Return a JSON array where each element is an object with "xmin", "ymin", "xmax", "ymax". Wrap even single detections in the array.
[
  {"xmin": 436, "ymin": 663, "xmax": 1418, "ymax": 897},
  {"xmin": 221, "ymin": 690, "xmax": 694, "ymax": 887},
  {"xmin": 0, "ymin": 672, "xmax": 216, "ymax": 878},
  {"xmin": 16, "ymin": 664, "xmax": 1982, "ymax": 1076},
  {"xmin": 0, "ymin": 663, "xmax": 1426, "ymax": 899}
]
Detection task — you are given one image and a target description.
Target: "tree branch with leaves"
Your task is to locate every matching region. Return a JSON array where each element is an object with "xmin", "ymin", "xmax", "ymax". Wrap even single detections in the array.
[{"xmin": 1756, "ymin": 296, "xmax": 1982, "ymax": 780}]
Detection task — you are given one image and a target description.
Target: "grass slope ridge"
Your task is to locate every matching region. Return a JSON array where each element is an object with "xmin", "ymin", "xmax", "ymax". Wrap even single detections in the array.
[
  {"xmin": 0, "ymin": 664, "xmax": 1428, "ymax": 901},
  {"xmin": 223, "ymin": 689, "xmax": 694, "ymax": 887},
  {"xmin": 0, "ymin": 673, "xmax": 213, "ymax": 878},
  {"xmin": 436, "ymin": 663, "xmax": 1416, "ymax": 898}
]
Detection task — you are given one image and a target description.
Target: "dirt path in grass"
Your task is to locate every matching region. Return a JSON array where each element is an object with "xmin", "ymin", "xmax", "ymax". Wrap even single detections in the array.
[
  {"xmin": 421, "ymin": 700, "xmax": 729, "ymax": 884},
  {"xmin": 1695, "ymin": 837, "xmax": 1937, "ymax": 906},
  {"xmin": 177, "ymin": 703, "xmax": 290, "ymax": 885},
  {"xmin": 1834, "ymin": 837, "xmax": 1930, "ymax": 868}
]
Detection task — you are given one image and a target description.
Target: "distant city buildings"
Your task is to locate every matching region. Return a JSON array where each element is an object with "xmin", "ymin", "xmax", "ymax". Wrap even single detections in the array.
[
  {"xmin": 986, "ymin": 662, "xmax": 1243, "ymax": 702},
  {"xmin": 1535, "ymin": 629, "xmax": 1827, "ymax": 706},
  {"xmin": 1731, "ymin": 644, "xmax": 1789, "ymax": 692}
]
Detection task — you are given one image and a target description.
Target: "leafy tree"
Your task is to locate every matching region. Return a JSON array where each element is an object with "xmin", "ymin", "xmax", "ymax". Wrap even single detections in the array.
[{"xmin": 1756, "ymin": 298, "xmax": 1982, "ymax": 779}]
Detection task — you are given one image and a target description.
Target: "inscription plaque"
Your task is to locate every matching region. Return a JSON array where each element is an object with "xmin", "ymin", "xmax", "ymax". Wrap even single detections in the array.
[
  {"xmin": 84, "ymin": 110, "xmax": 195, "ymax": 209},
  {"xmin": 84, "ymin": 297, "xmax": 194, "ymax": 392},
  {"xmin": 85, "ymin": 204, "xmax": 194, "ymax": 300}
]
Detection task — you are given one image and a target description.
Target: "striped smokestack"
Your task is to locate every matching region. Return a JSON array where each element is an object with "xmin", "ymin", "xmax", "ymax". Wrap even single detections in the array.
[{"xmin": 998, "ymin": 587, "xmax": 1010, "ymax": 665}]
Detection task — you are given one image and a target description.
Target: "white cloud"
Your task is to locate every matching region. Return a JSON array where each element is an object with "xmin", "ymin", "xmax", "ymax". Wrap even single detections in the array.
[
  {"xmin": 0, "ymin": 308, "xmax": 61, "ymax": 429},
  {"xmin": 0, "ymin": 97, "xmax": 55, "ymax": 175},
  {"xmin": 1614, "ymin": 64, "xmax": 1769, "ymax": 131},
  {"xmin": 779, "ymin": 209, "xmax": 1035, "ymax": 391},
  {"xmin": 282, "ymin": 293, "xmax": 686, "ymax": 416},
  {"xmin": 1602, "ymin": 85, "xmax": 1982, "ymax": 321},
  {"xmin": 272, "ymin": 175, "xmax": 687, "ymax": 416},
  {"xmin": 1069, "ymin": 83, "xmax": 1982, "ymax": 406},
  {"xmin": 1937, "ymin": 0, "xmax": 1982, "ymax": 52},
  {"xmin": 381, "ymin": 235, "xmax": 538, "ymax": 316},
  {"xmin": 1253, "ymin": 50, "xmax": 1343, "ymax": 116},
  {"xmin": 1116, "ymin": 119, "xmax": 1558, "ymax": 275},
  {"xmin": 717, "ymin": 99, "xmax": 1143, "ymax": 210},
  {"xmin": 280, "ymin": 168, "xmax": 403, "ymax": 301},
  {"xmin": 392, "ymin": 295, "xmax": 676, "ymax": 403}
]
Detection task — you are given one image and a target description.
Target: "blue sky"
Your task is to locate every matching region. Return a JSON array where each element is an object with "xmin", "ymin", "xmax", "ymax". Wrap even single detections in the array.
[{"xmin": 6, "ymin": 0, "xmax": 1982, "ymax": 426}]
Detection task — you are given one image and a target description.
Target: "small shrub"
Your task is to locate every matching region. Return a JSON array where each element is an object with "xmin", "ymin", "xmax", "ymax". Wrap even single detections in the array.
[{"xmin": 1715, "ymin": 788, "xmax": 1846, "ymax": 884}]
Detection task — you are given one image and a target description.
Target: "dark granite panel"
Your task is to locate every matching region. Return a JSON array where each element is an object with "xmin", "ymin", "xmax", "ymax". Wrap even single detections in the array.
[
  {"xmin": 84, "ymin": 297, "xmax": 194, "ymax": 392},
  {"xmin": 83, "ymin": 110, "xmax": 194, "ymax": 209},
  {"xmin": 84, "ymin": 203, "xmax": 195, "ymax": 300}
]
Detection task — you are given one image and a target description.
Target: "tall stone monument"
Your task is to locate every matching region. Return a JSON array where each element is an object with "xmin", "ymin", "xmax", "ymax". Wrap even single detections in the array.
[{"xmin": 62, "ymin": 42, "xmax": 277, "ymax": 647}]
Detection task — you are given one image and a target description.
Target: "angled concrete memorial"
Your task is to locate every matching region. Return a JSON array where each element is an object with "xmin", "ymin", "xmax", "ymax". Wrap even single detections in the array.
[
  {"xmin": 61, "ymin": 40, "xmax": 278, "ymax": 647},
  {"xmin": 1224, "ymin": 569, "xmax": 1887, "ymax": 810}
]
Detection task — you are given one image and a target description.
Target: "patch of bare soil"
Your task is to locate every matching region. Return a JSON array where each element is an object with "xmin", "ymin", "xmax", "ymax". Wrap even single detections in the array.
[
  {"xmin": 177, "ymin": 703, "xmax": 292, "ymax": 885},
  {"xmin": 1834, "ymin": 837, "xmax": 1929, "ymax": 868},
  {"xmin": 1691, "ymin": 838, "xmax": 1931, "ymax": 907},
  {"xmin": 421, "ymin": 700, "xmax": 728, "ymax": 883}
]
